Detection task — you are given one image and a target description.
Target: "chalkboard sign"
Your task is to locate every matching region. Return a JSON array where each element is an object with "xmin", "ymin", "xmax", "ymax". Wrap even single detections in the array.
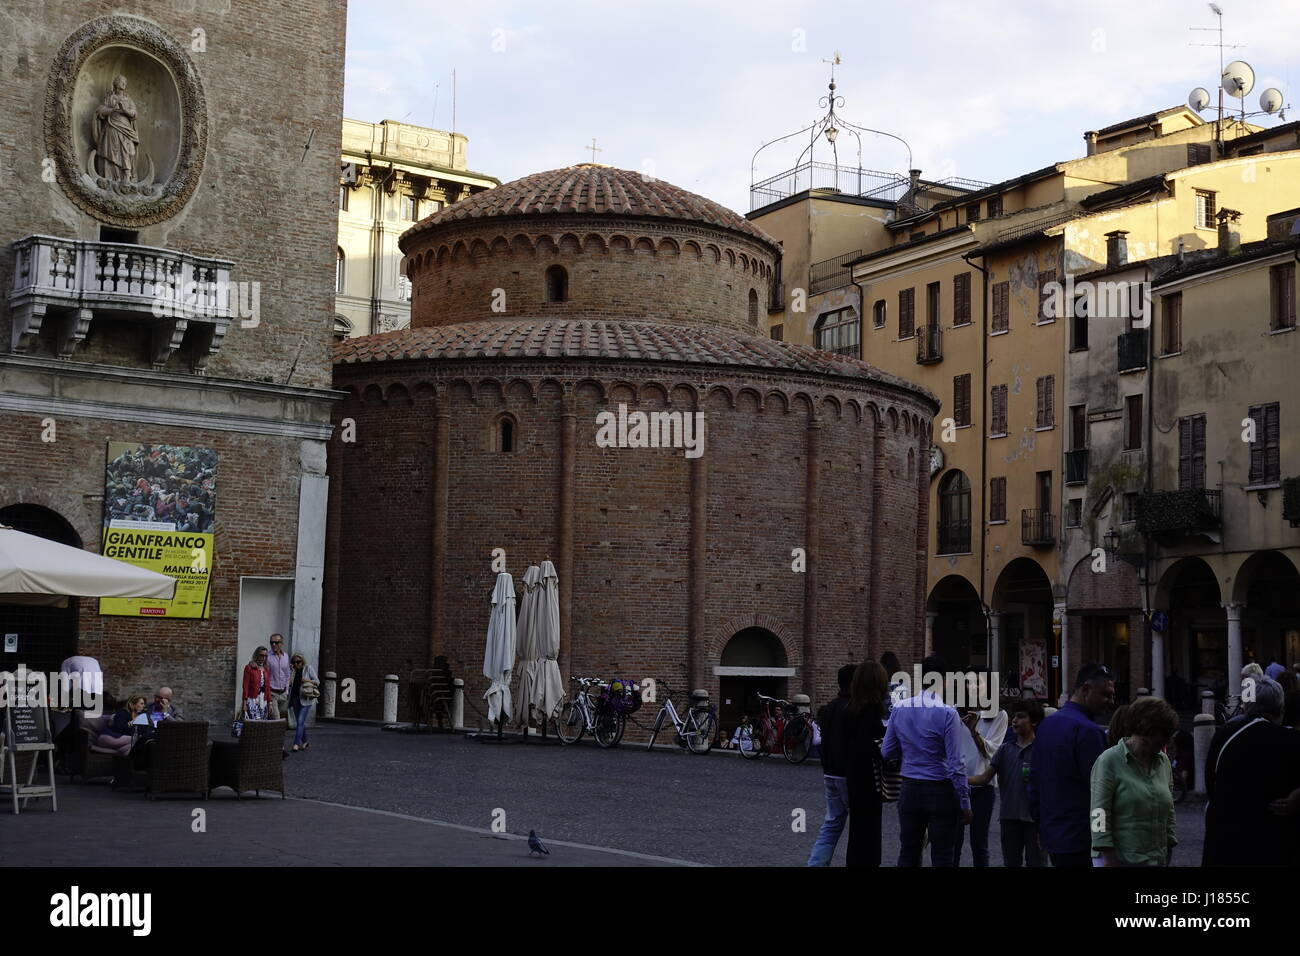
[{"xmin": 3, "ymin": 699, "xmax": 52, "ymax": 750}]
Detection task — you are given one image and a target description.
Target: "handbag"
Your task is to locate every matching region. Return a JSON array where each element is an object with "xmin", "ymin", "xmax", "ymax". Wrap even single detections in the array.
[
  {"xmin": 873, "ymin": 743, "xmax": 902, "ymax": 802},
  {"xmin": 300, "ymin": 679, "xmax": 320, "ymax": 702},
  {"xmin": 231, "ymin": 717, "xmax": 244, "ymax": 738}
]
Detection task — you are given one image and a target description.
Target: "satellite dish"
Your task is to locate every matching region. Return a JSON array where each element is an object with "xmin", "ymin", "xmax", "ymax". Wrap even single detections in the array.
[
  {"xmin": 1188, "ymin": 87, "xmax": 1211, "ymax": 113},
  {"xmin": 1222, "ymin": 60, "xmax": 1255, "ymax": 99},
  {"xmin": 1260, "ymin": 88, "xmax": 1284, "ymax": 114}
]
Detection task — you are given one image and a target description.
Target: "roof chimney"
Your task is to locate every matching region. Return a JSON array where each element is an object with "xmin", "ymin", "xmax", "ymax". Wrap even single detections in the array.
[
  {"xmin": 1105, "ymin": 230, "xmax": 1129, "ymax": 269},
  {"xmin": 1084, "ymin": 131, "xmax": 1098, "ymax": 157},
  {"xmin": 1217, "ymin": 208, "xmax": 1242, "ymax": 256}
]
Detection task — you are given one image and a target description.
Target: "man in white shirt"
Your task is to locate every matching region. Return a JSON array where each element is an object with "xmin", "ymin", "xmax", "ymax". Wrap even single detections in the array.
[{"xmin": 952, "ymin": 675, "xmax": 1008, "ymax": 867}]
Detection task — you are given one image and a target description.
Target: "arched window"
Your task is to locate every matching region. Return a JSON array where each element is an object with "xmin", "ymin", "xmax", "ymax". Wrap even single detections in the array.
[
  {"xmin": 937, "ymin": 469, "xmax": 971, "ymax": 554},
  {"xmin": 336, "ymin": 247, "xmax": 346, "ymax": 294},
  {"xmin": 748, "ymin": 288, "xmax": 759, "ymax": 327},
  {"xmin": 815, "ymin": 308, "xmax": 861, "ymax": 358},
  {"xmin": 545, "ymin": 265, "xmax": 568, "ymax": 302},
  {"xmin": 492, "ymin": 414, "xmax": 518, "ymax": 453}
]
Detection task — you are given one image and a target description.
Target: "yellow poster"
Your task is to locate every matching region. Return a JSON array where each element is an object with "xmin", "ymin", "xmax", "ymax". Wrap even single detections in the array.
[{"xmin": 99, "ymin": 442, "xmax": 216, "ymax": 618}]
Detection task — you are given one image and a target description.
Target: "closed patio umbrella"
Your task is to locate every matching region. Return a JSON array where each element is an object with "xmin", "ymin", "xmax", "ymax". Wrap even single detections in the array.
[
  {"xmin": 514, "ymin": 564, "xmax": 542, "ymax": 725},
  {"xmin": 0, "ymin": 525, "xmax": 176, "ymax": 606},
  {"xmin": 533, "ymin": 560, "xmax": 564, "ymax": 720},
  {"xmin": 482, "ymin": 571, "xmax": 516, "ymax": 725}
]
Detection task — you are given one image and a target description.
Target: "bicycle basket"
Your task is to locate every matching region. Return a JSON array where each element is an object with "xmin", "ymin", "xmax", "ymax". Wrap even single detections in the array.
[{"xmin": 606, "ymin": 678, "xmax": 642, "ymax": 715}]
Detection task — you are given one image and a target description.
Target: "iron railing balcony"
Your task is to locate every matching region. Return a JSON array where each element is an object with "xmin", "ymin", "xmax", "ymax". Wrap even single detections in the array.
[
  {"xmin": 809, "ymin": 249, "xmax": 863, "ymax": 295},
  {"xmin": 1065, "ymin": 449, "xmax": 1089, "ymax": 485},
  {"xmin": 1117, "ymin": 329, "xmax": 1149, "ymax": 372},
  {"xmin": 9, "ymin": 234, "xmax": 234, "ymax": 366},
  {"xmin": 916, "ymin": 323, "xmax": 942, "ymax": 364},
  {"xmin": 1021, "ymin": 509, "xmax": 1056, "ymax": 547},
  {"xmin": 1135, "ymin": 489, "xmax": 1222, "ymax": 535},
  {"xmin": 937, "ymin": 519, "xmax": 971, "ymax": 555}
]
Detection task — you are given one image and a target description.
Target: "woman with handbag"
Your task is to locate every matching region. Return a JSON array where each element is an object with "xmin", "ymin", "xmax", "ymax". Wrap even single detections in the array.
[
  {"xmin": 845, "ymin": 659, "xmax": 891, "ymax": 867},
  {"xmin": 288, "ymin": 653, "xmax": 320, "ymax": 752},
  {"xmin": 240, "ymin": 646, "xmax": 272, "ymax": 726}
]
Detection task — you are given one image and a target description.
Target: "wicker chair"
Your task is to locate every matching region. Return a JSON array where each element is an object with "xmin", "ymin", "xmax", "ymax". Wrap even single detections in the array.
[
  {"xmin": 208, "ymin": 719, "xmax": 286, "ymax": 799},
  {"xmin": 146, "ymin": 721, "xmax": 211, "ymax": 799},
  {"xmin": 68, "ymin": 714, "xmax": 120, "ymax": 783}
]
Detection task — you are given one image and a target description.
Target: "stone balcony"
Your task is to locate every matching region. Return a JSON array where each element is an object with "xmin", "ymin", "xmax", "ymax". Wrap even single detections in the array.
[{"xmin": 9, "ymin": 235, "xmax": 235, "ymax": 369}]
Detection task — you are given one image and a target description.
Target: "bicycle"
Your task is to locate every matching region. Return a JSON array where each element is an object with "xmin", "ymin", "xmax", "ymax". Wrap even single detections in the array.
[
  {"xmin": 736, "ymin": 692, "xmax": 812, "ymax": 764},
  {"xmin": 555, "ymin": 677, "xmax": 625, "ymax": 748},
  {"xmin": 644, "ymin": 683, "xmax": 717, "ymax": 755}
]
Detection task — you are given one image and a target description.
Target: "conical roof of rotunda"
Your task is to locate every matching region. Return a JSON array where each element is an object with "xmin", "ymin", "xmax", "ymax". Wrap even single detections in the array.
[{"xmin": 399, "ymin": 164, "xmax": 782, "ymax": 254}]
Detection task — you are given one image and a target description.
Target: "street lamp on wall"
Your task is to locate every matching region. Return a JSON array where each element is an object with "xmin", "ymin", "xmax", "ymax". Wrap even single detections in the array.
[{"xmin": 1103, "ymin": 527, "xmax": 1119, "ymax": 557}]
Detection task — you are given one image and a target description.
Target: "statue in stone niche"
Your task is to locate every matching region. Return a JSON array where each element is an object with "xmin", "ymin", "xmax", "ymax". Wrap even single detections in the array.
[{"xmin": 93, "ymin": 74, "xmax": 139, "ymax": 184}]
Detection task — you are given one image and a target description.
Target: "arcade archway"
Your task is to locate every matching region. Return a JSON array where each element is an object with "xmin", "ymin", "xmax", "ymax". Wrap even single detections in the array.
[{"xmin": 0, "ymin": 503, "xmax": 83, "ymax": 673}]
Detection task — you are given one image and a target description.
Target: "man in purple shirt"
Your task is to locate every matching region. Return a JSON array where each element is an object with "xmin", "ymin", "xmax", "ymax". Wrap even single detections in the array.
[
  {"xmin": 881, "ymin": 655, "xmax": 972, "ymax": 867},
  {"xmin": 266, "ymin": 633, "xmax": 292, "ymax": 721}
]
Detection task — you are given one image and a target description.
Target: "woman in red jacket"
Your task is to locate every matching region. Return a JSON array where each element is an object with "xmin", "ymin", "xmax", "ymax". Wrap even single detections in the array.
[{"xmin": 241, "ymin": 646, "xmax": 272, "ymax": 720}]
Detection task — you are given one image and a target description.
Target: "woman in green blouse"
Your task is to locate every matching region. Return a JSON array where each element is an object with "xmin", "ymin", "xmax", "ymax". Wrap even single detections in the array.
[{"xmin": 1090, "ymin": 695, "xmax": 1180, "ymax": 866}]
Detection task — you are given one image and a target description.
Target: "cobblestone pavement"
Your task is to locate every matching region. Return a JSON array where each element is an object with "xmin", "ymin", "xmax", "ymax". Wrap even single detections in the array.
[{"xmin": 6, "ymin": 724, "xmax": 1206, "ymax": 867}]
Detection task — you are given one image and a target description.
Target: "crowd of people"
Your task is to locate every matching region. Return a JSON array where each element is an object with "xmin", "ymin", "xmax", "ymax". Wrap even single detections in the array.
[
  {"xmin": 807, "ymin": 655, "xmax": 1300, "ymax": 867},
  {"xmin": 104, "ymin": 443, "xmax": 217, "ymax": 532}
]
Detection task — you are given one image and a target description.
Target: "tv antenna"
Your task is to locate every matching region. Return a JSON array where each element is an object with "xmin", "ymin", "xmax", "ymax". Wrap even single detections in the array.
[{"xmin": 1187, "ymin": 4, "xmax": 1286, "ymax": 137}]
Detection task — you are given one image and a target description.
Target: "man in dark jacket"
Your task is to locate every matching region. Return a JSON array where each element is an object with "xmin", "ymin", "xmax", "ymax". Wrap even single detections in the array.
[
  {"xmin": 1028, "ymin": 662, "xmax": 1113, "ymax": 867},
  {"xmin": 807, "ymin": 664, "xmax": 857, "ymax": 866}
]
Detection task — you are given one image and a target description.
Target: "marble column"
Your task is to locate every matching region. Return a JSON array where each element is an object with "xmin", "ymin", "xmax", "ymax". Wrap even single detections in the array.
[
  {"xmin": 988, "ymin": 611, "xmax": 1003, "ymax": 679},
  {"xmin": 1223, "ymin": 602, "xmax": 1245, "ymax": 703},
  {"xmin": 924, "ymin": 611, "xmax": 938, "ymax": 658}
]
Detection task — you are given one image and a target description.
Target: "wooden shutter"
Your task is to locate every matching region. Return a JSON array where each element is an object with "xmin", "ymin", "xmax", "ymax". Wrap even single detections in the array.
[
  {"xmin": 1255, "ymin": 402, "xmax": 1281, "ymax": 484},
  {"xmin": 992, "ymin": 281, "xmax": 1009, "ymax": 332},
  {"xmin": 954, "ymin": 272, "xmax": 971, "ymax": 325},
  {"xmin": 1045, "ymin": 375, "xmax": 1055, "ymax": 426},
  {"xmin": 899, "ymin": 288, "xmax": 915, "ymax": 338},
  {"xmin": 1036, "ymin": 376, "xmax": 1054, "ymax": 427},
  {"xmin": 954, "ymin": 373, "xmax": 971, "ymax": 427},
  {"xmin": 1249, "ymin": 404, "xmax": 1265, "ymax": 484},
  {"xmin": 1163, "ymin": 293, "xmax": 1182, "ymax": 354},
  {"xmin": 991, "ymin": 385, "xmax": 1007, "ymax": 435},
  {"xmin": 1038, "ymin": 270, "xmax": 1057, "ymax": 321},
  {"xmin": 1178, "ymin": 417, "xmax": 1194, "ymax": 490},
  {"xmin": 991, "ymin": 477, "xmax": 1006, "ymax": 522}
]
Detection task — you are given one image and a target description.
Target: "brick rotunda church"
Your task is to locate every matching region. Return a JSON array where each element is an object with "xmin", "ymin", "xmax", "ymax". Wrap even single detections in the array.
[{"xmin": 324, "ymin": 164, "xmax": 939, "ymax": 731}]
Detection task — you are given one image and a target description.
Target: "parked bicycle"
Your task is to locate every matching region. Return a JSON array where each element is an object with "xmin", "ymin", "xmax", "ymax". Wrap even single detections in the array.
[
  {"xmin": 736, "ymin": 692, "xmax": 812, "ymax": 764},
  {"xmin": 556, "ymin": 677, "xmax": 625, "ymax": 748},
  {"xmin": 645, "ymin": 682, "xmax": 717, "ymax": 754}
]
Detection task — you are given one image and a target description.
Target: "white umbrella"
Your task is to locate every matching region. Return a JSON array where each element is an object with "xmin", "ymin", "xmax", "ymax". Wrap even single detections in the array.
[
  {"xmin": 533, "ymin": 560, "xmax": 564, "ymax": 720},
  {"xmin": 514, "ymin": 564, "xmax": 542, "ymax": 725},
  {"xmin": 0, "ymin": 525, "xmax": 176, "ymax": 607},
  {"xmin": 482, "ymin": 571, "xmax": 516, "ymax": 724}
]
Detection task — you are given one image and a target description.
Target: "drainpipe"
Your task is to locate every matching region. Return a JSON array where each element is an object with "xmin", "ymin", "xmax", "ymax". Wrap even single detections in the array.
[
  {"xmin": 851, "ymin": 276, "xmax": 867, "ymax": 353},
  {"xmin": 1144, "ymin": 267, "xmax": 1160, "ymax": 699},
  {"xmin": 963, "ymin": 248, "xmax": 990, "ymax": 662}
]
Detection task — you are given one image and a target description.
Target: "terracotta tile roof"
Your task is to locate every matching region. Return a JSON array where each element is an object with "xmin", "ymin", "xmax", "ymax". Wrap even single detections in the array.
[
  {"xmin": 401, "ymin": 165, "xmax": 781, "ymax": 252},
  {"xmin": 333, "ymin": 319, "xmax": 938, "ymax": 406}
]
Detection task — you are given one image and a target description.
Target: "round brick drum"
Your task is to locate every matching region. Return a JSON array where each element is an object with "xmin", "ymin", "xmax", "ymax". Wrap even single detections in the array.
[{"xmin": 327, "ymin": 165, "xmax": 938, "ymax": 730}]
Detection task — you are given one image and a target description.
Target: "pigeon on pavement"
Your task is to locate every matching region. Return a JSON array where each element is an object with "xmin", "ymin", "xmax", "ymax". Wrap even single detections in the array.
[{"xmin": 527, "ymin": 830, "xmax": 549, "ymax": 856}]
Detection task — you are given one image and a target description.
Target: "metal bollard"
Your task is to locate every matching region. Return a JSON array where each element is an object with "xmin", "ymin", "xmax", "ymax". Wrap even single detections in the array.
[
  {"xmin": 452, "ymin": 678, "xmax": 465, "ymax": 730},
  {"xmin": 321, "ymin": 671, "xmax": 337, "ymax": 719},
  {"xmin": 1200, "ymin": 690, "xmax": 1216, "ymax": 716},
  {"xmin": 1193, "ymin": 712, "xmax": 1216, "ymax": 794},
  {"xmin": 383, "ymin": 674, "xmax": 399, "ymax": 725}
]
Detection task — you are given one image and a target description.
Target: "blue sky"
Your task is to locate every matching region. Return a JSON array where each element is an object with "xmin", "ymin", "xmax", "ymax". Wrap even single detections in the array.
[{"xmin": 344, "ymin": 0, "xmax": 1299, "ymax": 213}]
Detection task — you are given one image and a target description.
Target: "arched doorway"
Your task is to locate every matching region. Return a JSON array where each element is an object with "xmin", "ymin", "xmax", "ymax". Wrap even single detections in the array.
[
  {"xmin": 1156, "ymin": 557, "xmax": 1224, "ymax": 710},
  {"xmin": 992, "ymin": 558, "xmax": 1055, "ymax": 702},
  {"xmin": 928, "ymin": 574, "xmax": 984, "ymax": 671},
  {"xmin": 715, "ymin": 627, "xmax": 791, "ymax": 737},
  {"xmin": 0, "ymin": 504, "xmax": 82, "ymax": 674},
  {"xmin": 1234, "ymin": 550, "xmax": 1300, "ymax": 671}
]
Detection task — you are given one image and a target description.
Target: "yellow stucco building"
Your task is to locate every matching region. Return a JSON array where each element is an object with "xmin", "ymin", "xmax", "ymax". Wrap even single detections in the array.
[{"xmin": 335, "ymin": 118, "xmax": 498, "ymax": 339}]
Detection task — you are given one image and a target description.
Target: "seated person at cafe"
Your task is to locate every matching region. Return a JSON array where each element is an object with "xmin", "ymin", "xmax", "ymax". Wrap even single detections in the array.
[
  {"xmin": 147, "ymin": 686, "xmax": 184, "ymax": 725},
  {"xmin": 96, "ymin": 694, "xmax": 147, "ymax": 756}
]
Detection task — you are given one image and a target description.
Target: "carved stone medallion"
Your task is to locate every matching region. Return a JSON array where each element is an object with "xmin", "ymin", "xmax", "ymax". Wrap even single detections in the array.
[{"xmin": 45, "ymin": 15, "xmax": 208, "ymax": 227}]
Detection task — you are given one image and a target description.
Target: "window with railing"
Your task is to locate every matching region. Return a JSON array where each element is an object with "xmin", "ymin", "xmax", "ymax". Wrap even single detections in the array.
[
  {"xmin": 916, "ymin": 324, "xmax": 942, "ymax": 364},
  {"xmin": 815, "ymin": 308, "xmax": 860, "ymax": 358},
  {"xmin": 1021, "ymin": 509, "xmax": 1056, "ymax": 546}
]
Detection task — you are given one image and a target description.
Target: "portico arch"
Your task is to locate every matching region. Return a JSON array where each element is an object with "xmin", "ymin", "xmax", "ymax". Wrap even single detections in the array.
[{"xmin": 0, "ymin": 503, "xmax": 83, "ymax": 673}]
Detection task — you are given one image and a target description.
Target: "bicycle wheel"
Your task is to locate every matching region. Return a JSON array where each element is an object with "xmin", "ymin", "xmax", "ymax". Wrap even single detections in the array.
[
  {"xmin": 782, "ymin": 714, "xmax": 812, "ymax": 764},
  {"xmin": 594, "ymin": 711, "xmax": 624, "ymax": 748},
  {"xmin": 756, "ymin": 718, "xmax": 778, "ymax": 757},
  {"xmin": 555, "ymin": 699, "xmax": 585, "ymax": 745},
  {"xmin": 685, "ymin": 709, "xmax": 716, "ymax": 754},
  {"xmin": 645, "ymin": 708, "xmax": 665, "ymax": 751},
  {"xmin": 736, "ymin": 723, "xmax": 762, "ymax": 759}
]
